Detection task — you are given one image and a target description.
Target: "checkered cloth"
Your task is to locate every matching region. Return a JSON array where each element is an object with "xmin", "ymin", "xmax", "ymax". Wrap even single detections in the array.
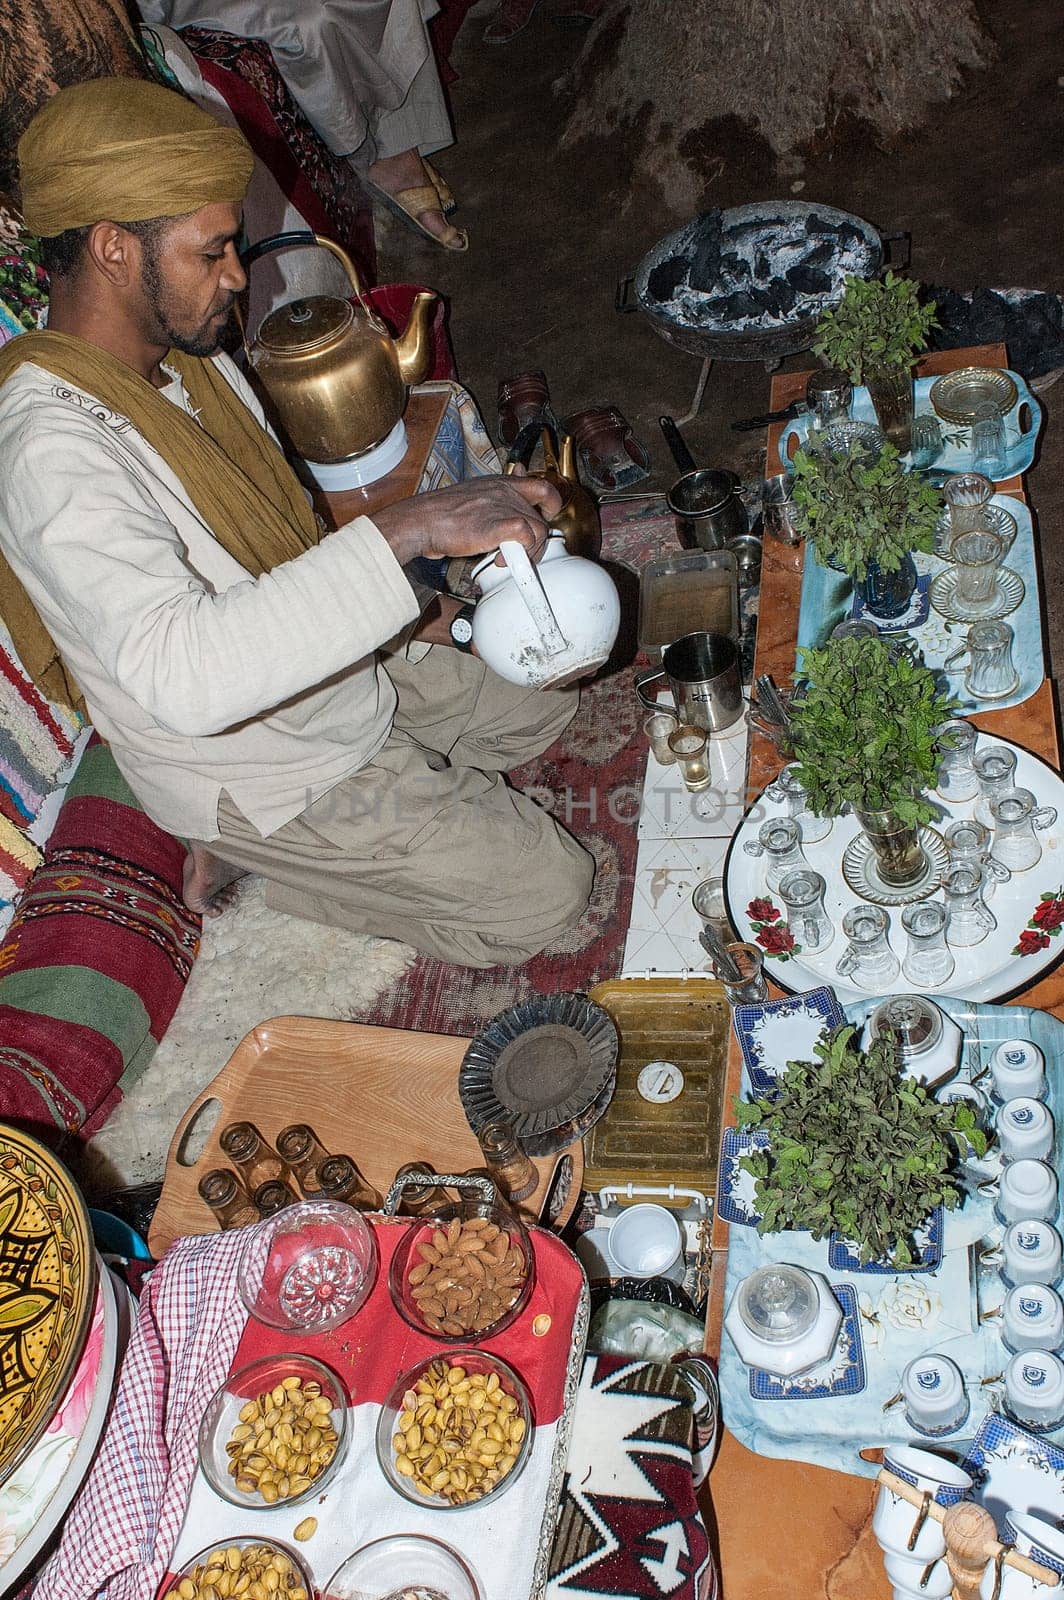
[{"xmin": 34, "ymin": 1228, "xmax": 248, "ymax": 1600}]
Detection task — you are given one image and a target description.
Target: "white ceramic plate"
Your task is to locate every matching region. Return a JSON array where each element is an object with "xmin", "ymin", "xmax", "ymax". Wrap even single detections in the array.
[
  {"xmin": 0, "ymin": 1261, "xmax": 120, "ymax": 1590},
  {"xmin": 724, "ymin": 732, "xmax": 1064, "ymax": 1004}
]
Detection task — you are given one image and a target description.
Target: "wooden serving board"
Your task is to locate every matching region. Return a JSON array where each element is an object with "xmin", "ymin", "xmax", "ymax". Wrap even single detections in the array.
[{"xmin": 150, "ymin": 1015, "xmax": 583, "ymax": 1257}]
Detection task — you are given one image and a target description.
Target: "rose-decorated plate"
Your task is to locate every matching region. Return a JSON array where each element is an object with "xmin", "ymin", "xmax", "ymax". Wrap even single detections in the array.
[
  {"xmin": 0, "ymin": 1126, "xmax": 97, "ymax": 1487},
  {"xmin": 724, "ymin": 732, "xmax": 1064, "ymax": 1004}
]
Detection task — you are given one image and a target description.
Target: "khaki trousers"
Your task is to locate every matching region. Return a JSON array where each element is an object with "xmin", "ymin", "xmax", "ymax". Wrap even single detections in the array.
[{"xmin": 214, "ymin": 647, "xmax": 595, "ymax": 968}]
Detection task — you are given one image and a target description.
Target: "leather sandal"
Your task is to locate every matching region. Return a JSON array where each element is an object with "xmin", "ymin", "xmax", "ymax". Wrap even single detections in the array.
[
  {"xmin": 422, "ymin": 158, "xmax": 457, "ymax": 216},
  {"xmin": 483, "ymin": 0, "xmax": 541, "ymax": 43},
  {"xmin": 564, "ymin": 405, "xmax": 652, "ymax": 493},
  {"xmin": 497, "ymin": 370, "xmax": 556, "ymax": 448},
  {"xmin": 365, "ymin": 178, "xmax": 469, "ymax": 251}
]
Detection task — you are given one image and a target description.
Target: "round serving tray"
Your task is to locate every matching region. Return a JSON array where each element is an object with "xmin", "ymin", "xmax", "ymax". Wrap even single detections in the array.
[
  {"xmin": 0, "ymin": 1127, "xmax": 97, "ymax": 1487},
  {"xmin": 724, "ymin": 732, "xmax": 1064, "ymax": 1004}
]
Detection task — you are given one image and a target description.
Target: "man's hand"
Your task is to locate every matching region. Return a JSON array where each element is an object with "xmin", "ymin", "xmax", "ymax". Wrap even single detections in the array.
[{"xmin": 372, "ymin": 475, "xmax": 563, "ymax": 568}]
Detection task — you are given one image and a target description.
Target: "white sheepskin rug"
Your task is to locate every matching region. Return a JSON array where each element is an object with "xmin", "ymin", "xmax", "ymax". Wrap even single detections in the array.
[{"xmin": 83, "ymin": 878, "xmax": 417, "ymax": 1190}]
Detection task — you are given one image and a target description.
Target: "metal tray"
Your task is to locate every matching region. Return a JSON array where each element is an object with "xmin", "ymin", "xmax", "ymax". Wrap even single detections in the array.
[
  {"xmin": 717, "ymin": 996, "xmax": 1064, "ymax": 1480},
  {"xmin": 794, "ymin": 493, "xmax": 1044, "ymax": 715},
  {"xmin": 778, "ymin": 370, "xmax": 1044, "ymax": 482}
]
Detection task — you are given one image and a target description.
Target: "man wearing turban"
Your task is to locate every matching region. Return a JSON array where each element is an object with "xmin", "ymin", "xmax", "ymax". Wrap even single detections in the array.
[{"xmin": 0, "ymin": 79, "xmax": 594, "ymax": 968}]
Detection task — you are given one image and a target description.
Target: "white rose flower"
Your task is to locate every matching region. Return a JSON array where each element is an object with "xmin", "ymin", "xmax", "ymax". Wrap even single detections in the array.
[{"xmin": 878, "ymin": 1279, "xmax": 943, "ymax": 1333}]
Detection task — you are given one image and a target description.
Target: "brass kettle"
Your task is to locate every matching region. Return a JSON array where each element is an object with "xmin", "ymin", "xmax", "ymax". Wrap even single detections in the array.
[
  {"xmin": 242, "ymin": 230, "xmax": 436, "ymax": 463},
  {"xmin": 504, "ymin": 427, "xmax": 602, "ymax": 559}
]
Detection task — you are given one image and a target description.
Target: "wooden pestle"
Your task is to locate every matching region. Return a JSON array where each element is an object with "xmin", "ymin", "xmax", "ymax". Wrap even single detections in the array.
[{"xmin": 877, "ymin": 1469, "xmax": 1060, "ymax": 1595}]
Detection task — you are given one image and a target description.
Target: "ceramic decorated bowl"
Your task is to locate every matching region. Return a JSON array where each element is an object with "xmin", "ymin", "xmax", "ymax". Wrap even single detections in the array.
[{"xmin": 0, "ymin": 1125, "xmax": 96, "ymax": 1486}]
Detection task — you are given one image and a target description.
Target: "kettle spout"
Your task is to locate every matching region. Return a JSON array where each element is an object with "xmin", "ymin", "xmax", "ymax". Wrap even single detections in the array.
[{"xmin": 395, "ymin": 290, "xmax": 437, "ymax": 386}]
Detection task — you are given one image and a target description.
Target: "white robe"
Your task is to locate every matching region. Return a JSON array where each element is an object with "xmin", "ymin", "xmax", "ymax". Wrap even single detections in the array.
[{"xmin": 137, "ymin": 0, "xmax": 452, "ymax": 160}]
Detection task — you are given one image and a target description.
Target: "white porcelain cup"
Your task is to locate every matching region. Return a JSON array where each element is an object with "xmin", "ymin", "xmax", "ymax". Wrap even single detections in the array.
[
  {"xmin": 979, "ymin": 1552, "xmax": 1062, "ymax": 1600},
  {"xmin": 1004, "ymin": 1349, "xmax": 1064, "ymax": 1432},
  {"xmin": 874, "ymin": 1445, "xmax": 973, "ymax": 1560},
  {"xmin": 1005, "ymin": 1512, "xmax": 1064, "ymax": 1588},
  {"xmin": 1002, "ymin": 1284, "xmax": 1064, "ymax": 1354},
  {"xmin": 992, "ymin": 1040, "xmax": 1047, "ymax": 1103},
  {"xmin": 996, "ymin": 1160, "xmax": 1059, "ymax": 1226},
  {"xmin": 882, "ymin": 1551, "xmax": 953, "ymax": 1599},
  {"xmin": 996, "ymin": 1098, "xmax": 1056, "ymax": 1163},
  {"xmin": 901, "ymin": 1353, "xmax": 970, "ymax": 1436},
  {"xmin": 1001, "ymin": 1222, "xmax": 1064, "ymax": 1288},
  {"xmin": 608, "ymin": 1203, "xmax": 684, "ymax": 1282}
]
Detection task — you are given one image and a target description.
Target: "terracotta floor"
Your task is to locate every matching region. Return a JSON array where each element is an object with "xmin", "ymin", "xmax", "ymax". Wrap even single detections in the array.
[{"xmin": 378, "ymin": 0, "xmax": 1064, "ymax": 676}]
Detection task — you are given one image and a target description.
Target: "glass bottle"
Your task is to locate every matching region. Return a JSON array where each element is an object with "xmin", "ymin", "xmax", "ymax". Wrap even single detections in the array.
[
  {"xmin": 943, "ymin": 817, "xmax": 1010, "ymax": 901},
  {"xmin": 835, "ymin": 904, "xmax": 900, "ymax": 988},
  {"xmin": 743, "ymin": 816, "xmax": 810, "ymax": 895},
  {"xmin": 766, "ymin": 763, "xmax": 832, "ymax": 843},
  {"xmin": 942, "ymin": 862, "xmax": 996, "ymax": 948},
  {"xmin": 778, "ymin": 868, "xmax": 833, "ymax": 953},
  {"xmin": 974, "ymin": 744, "xmax": 1018, "ymax": 828},
  {"xmin": 460, "ymin": 1166, "xmax": 513, "ymax": 1210},
  {"xmin": 393, "ymin": 1161, "xmax": 446, "ymax": 1216},
  {"xmin": 253, "ymin": 1178, "xmax": 300, "ymax": 1217},
  {"xmin": 275, "ymin": 1124, "xmax": 331, "ymax": 1197},
  {"xmin": 313, "ymin": 1154, "xmax": 383, "ymax": 1210},
  {"xmin": 900, "ymin": 901, "xmax": 955, "ymax": 988},
  {"xmin": 198, "ymin": 1168, "xmax": 258, "ymax": 1230},
  {"xmin": 990, "ymin": 787, "xmax": 1058, "ymax": 873},
  {"xmin": 477, "ymin": 1121, "xmax": 537, "ymax": 1204},
  {"xmin": 933, "ymin": 719, "xmax": 979, "ymax": 805},
  {"xmin": 219, "ymin": 1121, "xmax": 291, "ymax": 1191}
]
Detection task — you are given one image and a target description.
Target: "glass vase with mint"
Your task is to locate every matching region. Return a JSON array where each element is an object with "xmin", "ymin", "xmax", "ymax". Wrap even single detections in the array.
[
  {"xmin": 812, "ymin": 271, "xmax": 938, "ymax": 454},
  {"xmin": 786, "ymin": 635, "xmax": 956, "ymax": 894}
]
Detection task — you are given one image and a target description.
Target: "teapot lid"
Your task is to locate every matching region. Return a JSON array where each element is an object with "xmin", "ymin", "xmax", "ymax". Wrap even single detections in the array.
[{"xmin": 258, "ymin": 294, "xmax": 355, "ymax": 355}]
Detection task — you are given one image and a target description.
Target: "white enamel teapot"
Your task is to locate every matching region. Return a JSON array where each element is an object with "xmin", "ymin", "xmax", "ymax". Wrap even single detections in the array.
[{"xmin": 470, "ymin": 533, "xmax": 620, "ymax": 689}]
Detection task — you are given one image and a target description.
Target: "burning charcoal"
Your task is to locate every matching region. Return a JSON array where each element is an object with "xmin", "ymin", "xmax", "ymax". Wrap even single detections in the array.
[
  {"xmin": 801, "ymin": 239, "xmax": 835, "ymax": 269},
  {"xmin": 714, "ymin": 290, "xmax": 762, "ymax": 324},
  {"xmin": 647, "ymin": 255, "xmax": 689, "ymax": 303},
  {"xmin": 804, "ymin": 212, "xmax": 840, "ymax": 237},
  {"xmin": 687, "ymin": 209, "xmax": 725, "ymax": 292},
  {"xmin": 749, "ymin": 280, "xmax": 797, "ymax": 318},
  {"xmin": 754, "ymin": 249, "xmax": 771, "ymax": 279},
  {"xmin": 787, "ymin": 264, "xmax": 833, "ymax": 296},
  {"xmin": 719, "ymin": 250, "xmax": 751, "ymax": 284}
]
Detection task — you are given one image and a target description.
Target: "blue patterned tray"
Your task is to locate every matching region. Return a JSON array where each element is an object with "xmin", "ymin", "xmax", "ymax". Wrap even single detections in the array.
[
  {"xmin": 827, "ymin": 1207, "xmax": 944, "ymax": 1274},
  {"xmin": 778, "ymin": 370, "xmax": 1044, "ymax": 482},
  {"xmin": 718, "ymin": 996, "xmax": 1064, "ymax": 1480},
  {"xmin": 794, "ymin": 494, "xmax": 1044, "ymax": 715},
  {"xmin": 734, "ymin": 986, "xmax": 847, "ymax": 1097}
]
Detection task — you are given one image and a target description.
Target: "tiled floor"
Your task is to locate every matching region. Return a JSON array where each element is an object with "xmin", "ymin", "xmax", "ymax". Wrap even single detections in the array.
[{"xmin": 622, "ymin": 706, "xmax": 750, "ymax": 977}]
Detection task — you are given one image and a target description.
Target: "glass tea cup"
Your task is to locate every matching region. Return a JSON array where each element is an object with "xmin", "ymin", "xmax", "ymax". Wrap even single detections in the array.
[
  {"xmin": 943, "ymin": 818, "xmax": 1010, "ymax": 902},
  {"xmin": 835, "ymin": 904, "xmax": 900, "ymax": 988},
  {"xmin": 951, "ymin": 528, "xmax": 1006, "ymax": 613},
  {"xmin": 973, "ymin": 744, "xmax": 1018, "ymax": 828},
  {"xmin": 743, "ymin": 816, "xmax": 810, "ymax": 894},
  {"xmin": 765, "ymin": 762, "xmax": 833, "ymax": 843},
  {"xmin": 990, "ymin": 787, "xmax": 1057, "ymax": 873},
  {"xmin": 944, "ymin": 620, "xmax": 1020, "ymax": 702},
  {"xmin": 668, "ymin": 723, "xmax": 711, "ymax": 791},
  {"xmin": 971, "ymin": 399, "xmax": 1009, "ymax": 480},
  {"xmin": 778, "ymin": 868, "xmax": 833, "ymax": 954},
  {"xmin": 942, "ymin": 862, "xmax": 996, "ymax": 948},
  {"xmin": 943, "ymin": 471, "xmax": 994, "ymax": 544},
  {"xmin": 643, "ymin": 708, "xmax": 679, "ymax": 764},
  {"xmin": 900, "ymin": 900, "xmax": 955, "ymax": 989},
  {"xmin": 691, "ymin": 875, "xmax": 736, "ymax": 944},
  {"xmin": 713, "ymin": 941, "xmax": 769, "ymax": 1008},
  {"xmin": 933, "ymin": 718, "xmax": 979, "ymax": 804}
]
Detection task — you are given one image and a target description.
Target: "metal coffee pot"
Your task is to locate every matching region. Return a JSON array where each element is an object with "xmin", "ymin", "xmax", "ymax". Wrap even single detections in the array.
[{"xmin": 242, "ymin": 230, "xmax": 436, "ymax": 463}]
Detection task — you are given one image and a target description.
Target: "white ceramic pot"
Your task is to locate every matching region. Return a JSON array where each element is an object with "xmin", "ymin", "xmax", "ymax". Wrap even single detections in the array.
[
  {"xmin": 873, "ymin": 1446, "xmax": 972, "ymax": 1561},
  {"xmin": 471, "ymin": 533, "xmax": 621, "ymax": 690}
]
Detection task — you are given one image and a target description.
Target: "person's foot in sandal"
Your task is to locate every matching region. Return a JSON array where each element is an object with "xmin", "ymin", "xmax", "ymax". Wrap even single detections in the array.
[{"xmin": 367, "ymin": 149, "xmax": 468, "ymax": 251}]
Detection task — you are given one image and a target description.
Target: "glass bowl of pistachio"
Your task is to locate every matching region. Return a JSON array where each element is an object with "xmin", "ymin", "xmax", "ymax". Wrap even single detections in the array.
[
  {"xmin": 198, "ymin": 1352, "xmax": 349, "ymax": 1509},
  {"xmin": 375, "ymin": 1350, "xmax": 533, "ymax": 1511},
  {"xmin": 165, "ymin": 1537, "xmax": 313, "ymax": 1600}
]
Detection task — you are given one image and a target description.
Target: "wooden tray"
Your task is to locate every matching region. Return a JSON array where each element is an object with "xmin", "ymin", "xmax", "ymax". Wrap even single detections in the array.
[{"xmin": 149, "ymin": 1015, "xmax": 584, "ymax": 1257}]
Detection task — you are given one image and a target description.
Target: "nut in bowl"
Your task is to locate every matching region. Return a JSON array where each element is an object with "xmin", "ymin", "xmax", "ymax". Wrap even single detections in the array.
[
  {"xmin": 388, "ymin": 1202, "xmax": 535, "ymax": 1341},
  {"xmin": 199, "ymin": 1352, "xmax": 348, "ymax": 1509},
  {"xmin": 166, "ymin": 1537, "xmax": 313, "ymax": 1600},
  {"xmin": 376, "ymin": 1350, "xmax": 533, "ymax": 1510}
]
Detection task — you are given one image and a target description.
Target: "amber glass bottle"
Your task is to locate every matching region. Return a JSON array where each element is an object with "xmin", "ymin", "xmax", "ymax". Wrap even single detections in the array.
[
  {"xmin": 198, "ymin": 1168, "xmax": 258, "ymax": 1230},
  {"xmin": 477, "ymin": 1120, "xmax": 537, "ymax": 1203}
]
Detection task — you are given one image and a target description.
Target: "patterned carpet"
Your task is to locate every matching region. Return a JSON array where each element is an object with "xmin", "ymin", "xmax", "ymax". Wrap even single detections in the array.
[{"xmin": 359, "ymin": 498, "xmax": 677, "ymax": 1037}]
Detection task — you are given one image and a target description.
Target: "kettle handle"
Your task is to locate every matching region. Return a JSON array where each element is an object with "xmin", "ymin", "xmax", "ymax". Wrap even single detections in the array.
[
  {"xmin": 498, "ymin": 539, "xmax": 569, "ymax": 657},
  {"xmin": 240, "ymin": 230, "xmax": 368, "ymax": 303}
]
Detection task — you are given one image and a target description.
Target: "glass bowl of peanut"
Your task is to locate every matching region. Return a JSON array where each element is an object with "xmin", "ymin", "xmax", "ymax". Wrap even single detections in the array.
[
  {"xmin": 375, "ymin": 1350, "xmax": 533, "ymax": 1510},
  {"xmin": 198, "ymin": 1352, "xmax": 349, "ymax": 1509},
  {"xmin": 164, "ymin": 1537, "xmax": 313, "ymax": 1600},
  {"xmin": 387, "ymin": 1201, "xmax": 535, "ymax": 1343}
]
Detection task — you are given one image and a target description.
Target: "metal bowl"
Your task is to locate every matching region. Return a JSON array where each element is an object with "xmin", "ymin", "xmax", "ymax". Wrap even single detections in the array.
[
  {"xmin": 929, "ymin": 367, "xmax": 1019, "ymax": 424},
  {"xmin": 630, "ymin": 201, "xmax": 882, "ymax": 363}
]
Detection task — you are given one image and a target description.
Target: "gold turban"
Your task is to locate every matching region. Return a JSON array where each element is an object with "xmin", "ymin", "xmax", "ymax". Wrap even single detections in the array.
[{"xmin": 18, "ymin": 78, "xmax": 255, "ymax": 237}]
